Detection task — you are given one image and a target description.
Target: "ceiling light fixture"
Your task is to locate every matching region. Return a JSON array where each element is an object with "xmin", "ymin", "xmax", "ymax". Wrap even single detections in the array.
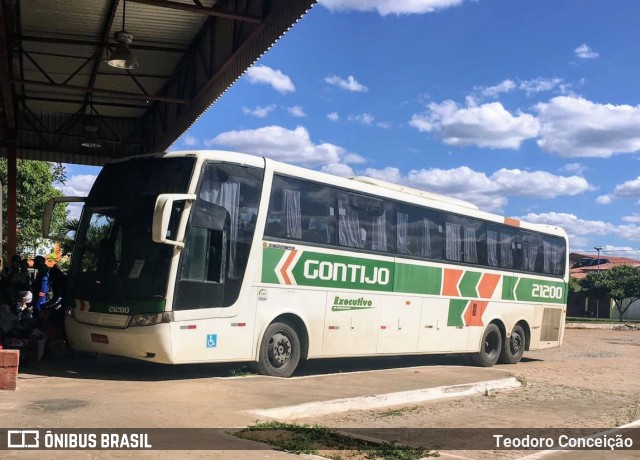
[{"xmin": 106, "ymin": 0, "xmax": 139, "ymax": 70}]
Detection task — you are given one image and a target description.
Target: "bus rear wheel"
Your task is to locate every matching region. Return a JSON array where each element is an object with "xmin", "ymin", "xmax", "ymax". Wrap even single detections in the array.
[
  {"xmin": 499, "ymin": 324, "xmax": 526, "ymax": 364},
  {"xmin": 257, "ymin": 321, "xmax": 301, "ymax": 378},
  {"xmin": 471, "ymin": 323, "xmax": 502, "ymax": 367}
]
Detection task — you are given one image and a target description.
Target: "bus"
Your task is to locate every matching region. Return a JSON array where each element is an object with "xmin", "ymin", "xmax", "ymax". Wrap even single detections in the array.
[{"xmin": 44, "ymin": 150, "xmax": 568, "ymax": 377}]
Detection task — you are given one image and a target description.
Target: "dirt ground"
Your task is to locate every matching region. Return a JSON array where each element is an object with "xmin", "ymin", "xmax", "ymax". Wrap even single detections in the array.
[{"xmin": 294, "ymin": 328, "xmax": 640, "ymax": 458}]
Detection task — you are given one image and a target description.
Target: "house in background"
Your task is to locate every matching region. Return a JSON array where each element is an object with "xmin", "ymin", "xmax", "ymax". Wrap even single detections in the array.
[{"xmin": 568, "ymin": 252, "xmax": 640, "ymax": 319}]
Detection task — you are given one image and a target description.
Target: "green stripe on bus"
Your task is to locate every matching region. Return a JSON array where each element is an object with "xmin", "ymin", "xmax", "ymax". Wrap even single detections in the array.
[
  {"xmin": 261, "ymin": 246, "xmax": 566, "ymax": 305},
  {"xmin": 261, "ymin": 247, "xmax": 284, "ymax": 284},
  {"xmin": 502, "ymin": 276, "xmax": 517, "ymax": 301},
  {"xmin": 448, "ymin": 299, "xmax": 468, "ymax": 327},
  {"xmin": 291, "ymin": 251, "xmax": 395, "ymax": 292},
  {"xmin": 393, "ymin": 264, "xmax": 441, "ymax": 295},
  {"xmin": 459, "ymin": 271, "xmax": 481, "ymax": 298}
]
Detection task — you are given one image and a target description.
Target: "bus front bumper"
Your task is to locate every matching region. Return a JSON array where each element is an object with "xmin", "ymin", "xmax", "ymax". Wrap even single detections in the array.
[{"xmin": 65, "ymin": 316, "xmax": 173, "ymax": 363}]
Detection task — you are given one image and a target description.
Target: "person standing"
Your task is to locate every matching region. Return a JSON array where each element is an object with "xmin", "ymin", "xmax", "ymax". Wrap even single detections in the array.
[{"xmin": 31, "ymin": 256, "xmax": 50, "ymax": 316}]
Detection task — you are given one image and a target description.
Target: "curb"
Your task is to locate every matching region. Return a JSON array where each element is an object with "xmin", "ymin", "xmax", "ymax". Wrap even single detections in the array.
[{"xmin": 251, "ymin": 376, "xmax": 523, "ymax": 420}]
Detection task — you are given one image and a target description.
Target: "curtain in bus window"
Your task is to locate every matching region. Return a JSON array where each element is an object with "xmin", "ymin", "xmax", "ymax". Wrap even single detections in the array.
[
  {"xmin": 421, "ymin": 218, "xmax": 432, "ymax": 258},
  {"xmin": 462, "ymin": 225, "xmax": 478, "ymax": 263},
  {"xmin": 372, "ymin": 211, "xmax": 387, "ymax": 251},
  {"xmin": 338, "ymin": 200, "xmax": 361, "ymax": 248},
  {"xmin": 211, "ymin": 182, "xmax": 240, "ymax": 278},
  {"xmin": 499, "ymin": 232, "xmax": 514, "ymax": 268},
  {"xmin": 521, "ymin": 233, "xmax": 539, "ymax": 272},
  {"xmin": 396, "ymin": 212, "xmax": 408, "ymax": 254},
  {"xmin": 282, "ymin": 189, "xmax": 302, "ymax": 239},
  {"xmin": 543, "ymin": 240, "xmax": 563, "ymax": 275},
  {"xmin": 445, "ymin": 222, "xmax": 462, "ymax": 261},
  {"xmin": 487, "ymin": 230, "xmax": 499, "ymax": 267}
]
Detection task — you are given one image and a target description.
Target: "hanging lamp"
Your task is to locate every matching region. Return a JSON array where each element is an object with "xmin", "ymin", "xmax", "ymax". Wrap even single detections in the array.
[{"xmin": 106, "ymin": 0, "xmax": 139, "ymax": 70}]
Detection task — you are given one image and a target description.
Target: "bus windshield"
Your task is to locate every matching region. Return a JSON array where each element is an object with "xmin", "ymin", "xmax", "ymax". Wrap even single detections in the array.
[{"xmin": 70, "ymin": 157, "xmax": 195, "ymax": 304}]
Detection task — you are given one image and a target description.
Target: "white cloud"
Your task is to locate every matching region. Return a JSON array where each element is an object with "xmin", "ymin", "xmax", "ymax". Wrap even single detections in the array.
[
  {"xmin": 57, "ymin": 174, "xmax": 97, "ymax": 220},
  {"xmin": 242, "ymin": 105, "xmax": 276, "ymax": 118},
  {"xmin": 612, "ymin": 176, "xmax": 640, "ymax": 198},
  {"xmin": 183, "ymin": 134, "xmax": 198, "ymax": 147},
  {"xmin": 410, "ymin": 100, "xmax": 540, "ymax": 149},
  {"xmin": 245, "ymin": 65, "xmax": 295, "ymax": 93},
  {"xmin": 348, "ymin": 113, "xmax": 375, "ymax": 125},
  {"xmin": 519, "ymin": 212, "xmax": 640, "ymax": 242},
  {"xmin": 478, "ymin": 79, "xmax": 516, "ymax": 98},
  {"xmin": 377, "ymin": 121, "xmax": 392, "ymax": 129},
  {"xmin": 518, "ymin": 77, "xmax": 563, "ymax": 96},
  {"xmin": 560, "ymin": 162, "xmax": 587, "ymax": 176},
  {"xmin": 622, "ymin": 214, "xmax": 640, "ymax": 224},
  {"xmin": 354, "ymin": 166, "xmax": 589, "ymax": 213},
  {"xmin": 206, "ymin": 125, "xmax": 361, "ymax": 167},
  {"xmin": 324, "ymin": 75, "xmax": 368, "ymax": 92},
  {"xmin": 574, "ymin": 43, "xmax": 599, "ymax": 59},
  {"xmin": 596, "ymin": 195, "xmax": 613, "ymax": 205},
  {"xmin": 320, "ymin": 0, "xmax": 465, "ymax": 16},
  {"xmin": 327, "ymin": 112, "xmax": 339, "ymax": 121},
  {"xmin": 287, "ymin": 106, "xmax": 306, "ymax": 117},
  {"xmin": 57, "ymin": 174, "xmax": 97, "ymax": 197},
  {"xmin": 536, "ymin": 96, "xmax": 640, "ymax": 158},
  {"xmin": 321, "ymin": 163, "xmax": 355, "ymax": 177}
]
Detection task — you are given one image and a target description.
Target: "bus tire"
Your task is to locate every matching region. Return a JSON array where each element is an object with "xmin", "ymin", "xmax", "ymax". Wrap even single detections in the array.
[
  {"xmin": 257, "ymin": 321, "xmax": 301, "ymax": 378},
  {"xmin": 499, "ymin": 324, "xmax": 526, "ymax": 364},
  {"xmin": 471, "ymin": 323, "xmax": 502, "ymax": 367}
]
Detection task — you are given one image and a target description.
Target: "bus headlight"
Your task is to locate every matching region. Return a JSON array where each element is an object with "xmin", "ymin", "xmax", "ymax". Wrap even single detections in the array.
[
  {"xmin": 129, "ymin": 312, "xmax": 173, "ymax": 327},
  {"xmin": 65, "ymin": 306, "xmax": 75, "ymax": 318}
]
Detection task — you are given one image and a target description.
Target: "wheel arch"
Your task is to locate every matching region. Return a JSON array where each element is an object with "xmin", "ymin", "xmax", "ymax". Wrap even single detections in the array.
[
  {"xmin": 255, "ymin": 312, "xmax": 310, "ymax": 362},
  {"xmin": 515, "ymin": 319, "xmax": 532, "ymax": 351}
]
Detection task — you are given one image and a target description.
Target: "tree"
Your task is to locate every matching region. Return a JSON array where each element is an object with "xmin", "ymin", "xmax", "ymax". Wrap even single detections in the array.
[
  {"xmin": 580, "ymin": 264, "xmax": 640, "ymax": 321},
  {"xmin": 0, "ymin": 159, "xmax": 68, "ymax": 258}
]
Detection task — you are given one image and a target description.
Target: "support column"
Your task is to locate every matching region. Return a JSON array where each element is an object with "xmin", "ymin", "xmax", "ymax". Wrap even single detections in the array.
[{"xmin": 6, "ymin": 132, "xmax": 16, "ymax": 260}]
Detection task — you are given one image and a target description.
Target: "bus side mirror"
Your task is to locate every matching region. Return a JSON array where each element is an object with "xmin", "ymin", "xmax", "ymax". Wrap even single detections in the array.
[
  {"xmin": 152, "ymin": 193, "xmax": 196, "ymax": 247},
  {"xmin": 43, "ymin": 196, "xmax": 86, "ymax": 239}
]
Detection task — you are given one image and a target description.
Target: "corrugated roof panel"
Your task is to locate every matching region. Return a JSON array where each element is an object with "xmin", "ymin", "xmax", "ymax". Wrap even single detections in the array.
[
  {"xmin": 21, "ymin": 0, "xmax": 111, "ymax": 40},
  {"xmin": 111, "ymin": 1, "xmax": 206, "ymax": 46}
]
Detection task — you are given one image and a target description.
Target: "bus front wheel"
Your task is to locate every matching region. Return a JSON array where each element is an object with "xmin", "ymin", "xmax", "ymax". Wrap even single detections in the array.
[
  {"xmin": 257, "ymin": 321, "xmax": 301, "ymax": 378},
  {"xmin": 499, "ymin": 324, "xmax": 526, "ymax": 364},
  {"xmin": 471, "ymin": 323, "xmax": 502, "ymax": 367}
]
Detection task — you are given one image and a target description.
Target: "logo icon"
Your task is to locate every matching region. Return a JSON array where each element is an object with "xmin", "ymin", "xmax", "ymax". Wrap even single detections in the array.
[
  {"xmin": 8, "ymin": 430, "xmax": 40, "ymax": 448},
  {"xmin": 206, "ymin": 334, "xmax": 217, "ymax": 348}
]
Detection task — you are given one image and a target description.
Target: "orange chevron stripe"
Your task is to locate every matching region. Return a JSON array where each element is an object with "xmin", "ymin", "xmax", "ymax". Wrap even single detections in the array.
[
  {"xmin": 504, "ymin": 217, "xmax": 520, "ymax": 227},
  {"xmin": 464, "ymin": 301, "xmax": 488, "ymax": 327},
  {"xmin": 477, "ymin": 273, "xmax": 501, "ymax": 299},
  {"xmin": 443, "ymin": 268, "xmax": 463, "ymax": 297},
  {"xmin": 280, "ymin": 250, "xmax": 298, "ymax": 285}
]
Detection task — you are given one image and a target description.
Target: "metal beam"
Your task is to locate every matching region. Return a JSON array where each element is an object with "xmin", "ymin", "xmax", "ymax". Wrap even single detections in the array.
[
  {"xmin": 23, "ymin": 95, "xmax": 149, "ymax": 109},
  {"xmin": 21, "ymin": 35, "xmax": 185, "ymax": 53},
  {"xmin": 11, "ymin": 79, "xmax": 190, "ymax": 104},
  {"xmin": 127, "ymin": 0, "xmax": 263, "ymax": 23}
]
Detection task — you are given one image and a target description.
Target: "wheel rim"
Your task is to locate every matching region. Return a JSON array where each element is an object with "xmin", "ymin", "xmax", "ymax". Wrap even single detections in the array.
[
  {"xmin": 267, "ymin": 332, "xmax": 292, "ymax": 368},
  {"xmin": 510, "ymin": 331, "xmax": 523, "ymax": 355},
  {"xmin": 484, "ymin": 330, "xmax": 500, "ymax": 358}
]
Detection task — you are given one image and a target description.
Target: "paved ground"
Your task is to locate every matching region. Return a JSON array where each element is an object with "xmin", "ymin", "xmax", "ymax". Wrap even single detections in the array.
[{"xmin": 2, "ymin": 328, "xmax": 639, "ymax": 459}]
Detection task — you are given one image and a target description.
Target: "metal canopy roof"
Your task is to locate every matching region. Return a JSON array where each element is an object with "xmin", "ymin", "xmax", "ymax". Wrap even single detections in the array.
[{"xmin": 0, "ymin": 0, "xmax": 315, "ymax": 165}]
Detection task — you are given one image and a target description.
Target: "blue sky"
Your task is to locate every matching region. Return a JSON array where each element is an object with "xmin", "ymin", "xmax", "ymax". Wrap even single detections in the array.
[{"xmin": 60, "ymin": 0, "xmax": 640, "ymax": 258}]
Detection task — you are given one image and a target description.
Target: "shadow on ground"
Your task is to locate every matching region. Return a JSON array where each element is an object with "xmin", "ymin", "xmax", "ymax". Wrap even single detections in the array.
[{"xmin": 20, "ymin": 351, "xmax": 483, "ymax": 382}]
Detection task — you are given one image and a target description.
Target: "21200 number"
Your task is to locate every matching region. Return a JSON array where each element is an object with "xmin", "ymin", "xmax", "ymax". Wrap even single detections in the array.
[{"xmin": 531, "ymin": 284, "xmax": 563, "ymax": 300}]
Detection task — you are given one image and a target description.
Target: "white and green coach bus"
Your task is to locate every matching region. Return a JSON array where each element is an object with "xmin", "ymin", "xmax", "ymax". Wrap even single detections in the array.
[{"xmin": 46, "ymin": 150, "xmax": 568, "ymax": 377}]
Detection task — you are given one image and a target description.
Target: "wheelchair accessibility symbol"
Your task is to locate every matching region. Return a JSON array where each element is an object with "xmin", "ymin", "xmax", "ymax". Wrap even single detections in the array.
[{"xmin": 206, "ymin": 334, "xmax": 217, "ymax": 348}]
